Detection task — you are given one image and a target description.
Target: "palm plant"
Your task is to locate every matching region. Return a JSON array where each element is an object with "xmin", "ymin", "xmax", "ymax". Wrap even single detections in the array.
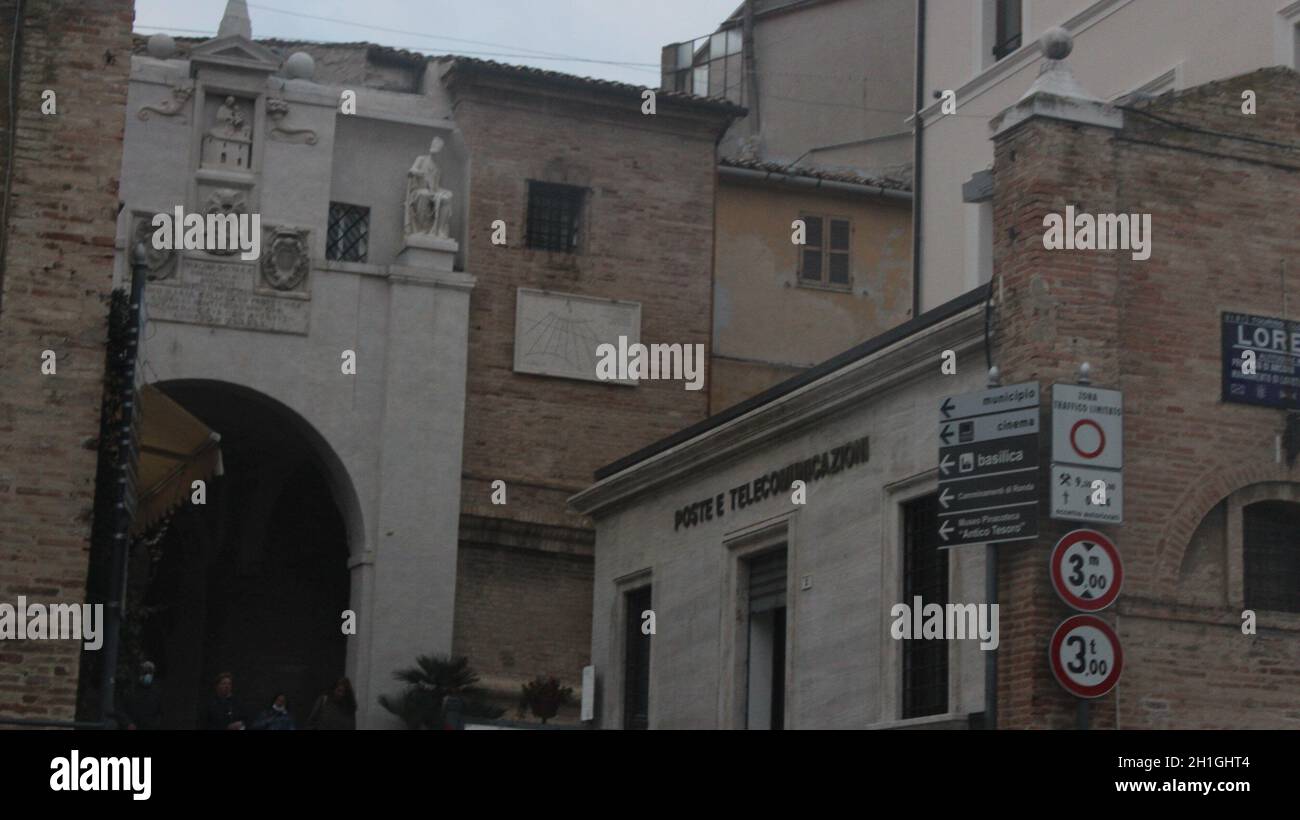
[{"xmin": 378, "ymin": 654, "xmax": 504, "ymax": 729}]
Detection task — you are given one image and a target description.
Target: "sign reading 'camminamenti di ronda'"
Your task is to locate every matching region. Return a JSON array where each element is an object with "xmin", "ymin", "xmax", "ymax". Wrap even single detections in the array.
[{"xmin": 673, "ymin": 436, "xmax": 870, "ymax": 531}]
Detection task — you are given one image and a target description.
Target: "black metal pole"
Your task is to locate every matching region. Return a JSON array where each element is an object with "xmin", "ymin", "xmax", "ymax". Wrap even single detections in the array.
[
  {"xmin": 97, "ymin": 243, "xmax": 147, "ymax": 726},
  {"xmin": 984, "ymin": 542, "xmax": 998, "ymax": 729},
  {"xmin": 1077, "ymin": 698, "xmax": 1090, "ymax": 730}
]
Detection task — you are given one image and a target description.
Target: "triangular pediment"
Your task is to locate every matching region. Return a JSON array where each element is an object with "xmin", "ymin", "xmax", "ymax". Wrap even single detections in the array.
[{"xmin": 190, "ymin": 35, "xmax": 281, "ymax": 73}]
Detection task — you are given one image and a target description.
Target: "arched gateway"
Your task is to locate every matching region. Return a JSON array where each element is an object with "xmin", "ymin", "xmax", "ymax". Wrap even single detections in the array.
[
  {"xmin": 141, "ymin": 380, "xmax": 357, "ymax": 728},
  {"xmin": 116, "ymin": 8, "xmax": 475, "ymax": 727}
]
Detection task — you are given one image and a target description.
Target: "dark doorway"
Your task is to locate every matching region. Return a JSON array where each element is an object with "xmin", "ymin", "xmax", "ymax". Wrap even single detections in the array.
[{"xmin": 137, "ymin": 382, "xmax": 351, "ymax": 729}]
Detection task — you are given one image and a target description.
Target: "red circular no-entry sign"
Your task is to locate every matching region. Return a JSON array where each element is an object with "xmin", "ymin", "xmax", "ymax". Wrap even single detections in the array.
[
  {"xmin": 1049, "ymin": 614, "xmax": 1124, "ymax": 699},
  {"xmin": 1069, "ymin": 418, "xmax": 1106, "ymax": 459},
  {"xmin": 1050, "ymin": 529, "xmax": 1123, "ymax": 612}
]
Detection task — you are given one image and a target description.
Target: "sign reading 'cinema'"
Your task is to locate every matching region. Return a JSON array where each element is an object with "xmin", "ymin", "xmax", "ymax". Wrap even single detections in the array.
[{"xmin": 673, "ymin": 436, "xmax": 869, "ymax": 530}]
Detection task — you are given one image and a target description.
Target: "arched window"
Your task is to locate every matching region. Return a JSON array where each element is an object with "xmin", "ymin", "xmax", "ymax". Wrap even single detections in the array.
[{"xmin": 1243, "ymin": 500, "xmax": 1300, "ymax": 613}]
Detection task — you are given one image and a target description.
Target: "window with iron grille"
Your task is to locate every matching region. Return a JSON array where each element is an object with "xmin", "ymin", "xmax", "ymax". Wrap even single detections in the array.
[
  {"xmin": 326, "ymin": 202, "xmax": 369, "ymax": 263},
  {"xmin": 1244, "ymin": 500, "xmax": 1300, "ymax": 613},
  {"xmin": 902, "ymin": 493, "xmax": 949, "ymax": 719},
  {"xmin": 623, "ymin": 585, "xmax": 653, "ymax": 730},
  {"xmin": 798, "ymin": 214, "xmax": 852, "ymax": 288},
  {"xmin": 993, "ymin": 0, "xmax": 1023, "ymax": 61},
  {"xmin": 526, "ymin": 181, "xmax": 585, "ymax": 253}
]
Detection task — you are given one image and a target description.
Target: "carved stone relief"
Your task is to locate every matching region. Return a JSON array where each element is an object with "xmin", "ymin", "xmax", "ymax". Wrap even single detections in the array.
[
  {"xmin": 130, "ymin": 213, "xmax": 178, "ymax": 281},
  {"xmin": 260, "ymin": 227, "xmax": 310, "ymax": 292},
  {"xmin": 201, "ymin": 95, "xmax": 254, "ymax": 171},
  {"xmin": 265, "ymin": 97, "xmax": 318, "ymax": 145},
  {"xmin": 137, "ymin": 85, "xmax": 194, "ymax": 122},
  {"xmin": 202, "ymin": 189, "xmax": 249, "ymax": 257}
]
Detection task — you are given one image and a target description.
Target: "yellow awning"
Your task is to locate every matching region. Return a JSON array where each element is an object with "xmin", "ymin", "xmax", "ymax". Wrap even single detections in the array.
[{"xmin": 131, "ymin": 385, "xmax": 223, "ymax": 536}]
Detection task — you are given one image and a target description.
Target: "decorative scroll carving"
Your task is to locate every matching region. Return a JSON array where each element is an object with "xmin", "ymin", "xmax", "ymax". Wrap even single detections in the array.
[
  {"xmin": 136, "ymin": 85, "xmax": 194, "ymax": 122},
  {"xmin": 265, "ymin": 98, "xmax": 318, "ymax": 145}
]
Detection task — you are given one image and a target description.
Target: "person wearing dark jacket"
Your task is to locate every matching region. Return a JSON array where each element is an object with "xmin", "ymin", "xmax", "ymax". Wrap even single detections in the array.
[
  {"xmin": 202, "ymin": 672, "xmax": 248, "ymax": 730},
  {"xmin": 118, "ymin": 661, "xmax": 163, "ymax": 730},
  {"xmin": 306, "ymin": 677, "xmax": 357, "ymax": 730},
  {"xmin": 251, "ymin": 693, "xmax": 297, "ymax": 731}
]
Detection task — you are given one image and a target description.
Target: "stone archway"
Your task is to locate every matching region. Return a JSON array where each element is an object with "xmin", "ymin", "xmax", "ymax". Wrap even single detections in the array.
[{"xmin": 136, "ymin": 379, "xmax": 361, "ymax": 729}]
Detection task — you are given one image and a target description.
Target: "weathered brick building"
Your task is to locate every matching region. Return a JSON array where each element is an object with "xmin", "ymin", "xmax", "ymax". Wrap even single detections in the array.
[
  {"xmin": 574, "ymin": 42, "xmax": 1300, "ymax": 729},
  {"xmin": 0, "ymin": 0, "xmax": 136, "ymax": 722},
  {"xmin": 989, "ymin": 61, "xmax": 1300, "ymax": 729},
  {"xmin": 439, "ymin": 57, "xmax": 739, "ymax": 703},
  {"xmin": 17, "ymin": 0, "xmax": 741, "ymax": 727}
]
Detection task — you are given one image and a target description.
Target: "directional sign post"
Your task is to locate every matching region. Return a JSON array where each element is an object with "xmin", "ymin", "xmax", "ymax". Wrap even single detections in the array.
[
  {"xmin": 1049, "ymin": 614, "xmax": 1124, "ymax": 699},
  {"xmin": 937, "ymin": 382, "xmax": 1040, "ymax": 549},
  {"xmin": 1049, "ymin": 529, "xmax": 1123, "ymax": 612},
  {"xmin": 1051, "ymin": 383, "xmax": 1123, "ymax": 524}
]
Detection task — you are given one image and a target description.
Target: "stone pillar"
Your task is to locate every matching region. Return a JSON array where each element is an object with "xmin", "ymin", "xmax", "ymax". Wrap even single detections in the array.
[
  {"xmin": 987, "ymin": 30, "xmax": 1125, "ymax": 728},
  {"xmin": 354, "ymin": 240, "xmax": 474, "ymax": 728}
]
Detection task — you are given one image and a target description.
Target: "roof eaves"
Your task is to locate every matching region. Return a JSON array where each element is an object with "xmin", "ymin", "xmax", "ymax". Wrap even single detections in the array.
[{"xmin": 593, "ymin": 283, "xmax": 991, "ymax": 480}]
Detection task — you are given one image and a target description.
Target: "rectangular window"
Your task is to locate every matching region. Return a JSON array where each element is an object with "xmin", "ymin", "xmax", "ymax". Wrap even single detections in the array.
[
  {"xmin": 745, "ymin": 548, "xmax": 787, "ymax": 730},
  {"xmin": 798, "ymin": 214, "xmax": 852, "ymax": 288},
  {"xmin": 326, "ymin": 202, "xmax": 369, "ymax": 263},
  {"xmin": 623, "ymin": 585, "xmax": 652, "ymax": 729},
  {"xmin": 526, "ymin": 181, "xmax": 585, "ymax": 253},
  {"xmin": 1244, "ymin": 501, "xmax": 1300, "ymax": 613},
  {"xmin": 993, "ymin": 0, "xmax": 1022, "ymax": 61},
  {"xmin": 659, "ymin": 29, "xmax": 745, "ymax": 104},
  {"xmin": 902, "ymin": 494, "xmax": 949, "ymax": 719}
]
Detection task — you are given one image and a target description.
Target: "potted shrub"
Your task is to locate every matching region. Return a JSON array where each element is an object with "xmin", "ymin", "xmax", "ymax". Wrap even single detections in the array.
[{"xmin": 518, "ymin": 675, "xmax": 575, "ymax": 724}]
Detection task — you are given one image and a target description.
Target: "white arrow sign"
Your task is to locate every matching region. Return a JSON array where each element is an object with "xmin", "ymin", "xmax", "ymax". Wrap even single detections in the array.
[
  {"xmin": 940, "ymin": 453, "xmax": 954, "ymax": 476},
  {"xmin": 939, "ymin": 519, "xmax": 954, "ymax": 541},
  {"xmin": 939, "ymin": 486, "xmax": 954, "ymax": 510}
]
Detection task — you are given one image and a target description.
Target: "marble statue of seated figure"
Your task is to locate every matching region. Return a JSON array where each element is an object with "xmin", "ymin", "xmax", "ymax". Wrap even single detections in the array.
[{"xmin": 405, "ymin": 136, "xmax": 454, "ymax": 239}]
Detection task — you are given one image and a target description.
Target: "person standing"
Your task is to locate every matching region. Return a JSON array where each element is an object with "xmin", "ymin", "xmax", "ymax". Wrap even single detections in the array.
[
  {"xmin": 306, "ymin": 677, "xmax": 357, "ymax": 730},
  {"xmin": 202, "ymin": 672, "xmax": 247, "ymax": 730},
  {"xmin": 117, "ymin": 661, "xmax": 163, "ymax": 730},
  {"xmin": 252, "ymin": 693, "xmax": 297, "ymax": 730}
]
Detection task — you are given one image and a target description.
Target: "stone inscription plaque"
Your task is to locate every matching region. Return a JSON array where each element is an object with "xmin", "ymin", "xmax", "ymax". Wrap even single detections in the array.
[
  {"xmin": 145, "ymin": 257, "xmax": 310, "ymax": 335},
  {"xmin": 514, "ymin": 288, "xmax": 640, "ymax": 383}
]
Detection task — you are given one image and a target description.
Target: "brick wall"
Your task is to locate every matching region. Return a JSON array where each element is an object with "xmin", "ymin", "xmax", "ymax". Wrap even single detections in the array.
[
  {"xmin": 0, "ymin": 0, "xmax": 135, "ymax": 722},
  {"xmin": 991, "ymin": 67, "xmax": 1300, "ymax": 728},
  {"xmin": 445, "ymin": 71, "xmax": 732, "ymax": 697}
]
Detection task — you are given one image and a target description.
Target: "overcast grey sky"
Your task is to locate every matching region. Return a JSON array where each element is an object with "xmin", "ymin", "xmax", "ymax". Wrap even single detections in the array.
[{"xmin": 134, "ymin": 0, "xmax": 741, "ymax": 86}]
